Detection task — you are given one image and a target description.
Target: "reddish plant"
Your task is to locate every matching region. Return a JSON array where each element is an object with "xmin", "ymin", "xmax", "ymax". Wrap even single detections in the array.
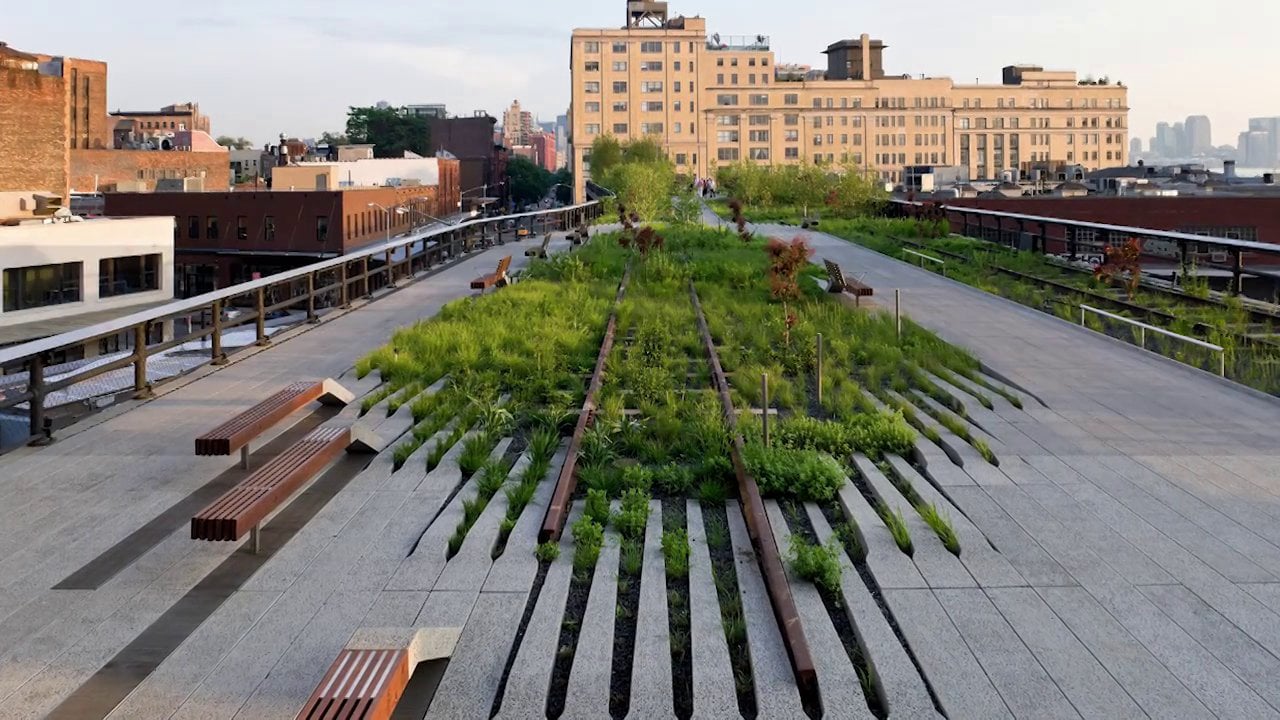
[
  {"xmin": 765, "ymin": 236, "xmax": 814, "ymax": 301},
  {"xmin": 729, "ymin": 198, "xmax": 752, "ymax": 243},
  {"xmin": 781, "ymin": 303, "xmax": 799, "ymax": 346},
  {"xmin": 635, "ymin": 226, "xmax": 665, "ymax": 256},
  {"xmin": 617, "ymin": 203, "xmax": 634, "ymax": 248},
  {"xmin": 1094, "ymin": 237, "xmax": 1143, "ymax": 299}
]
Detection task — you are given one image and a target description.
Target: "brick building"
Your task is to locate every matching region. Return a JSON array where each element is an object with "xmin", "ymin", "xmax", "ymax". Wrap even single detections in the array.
[
  {"xmin": 429, "ymin": 114, "xmax": 510, "ymax": 210},
  {"xmin": 110, "ymin": 102, "xmax": 211, "ymax": 143},
  {"xmin": 71, "ymin": 147, "xmax": 231, "ymax": 193},
  {"xmin": 0, "ymin": 42, "xmax": 71, "ymax": 200},
  {"xmin": 104, "ymin": 185, "xmax": 454, "ymax": 293},
  {"xmin": 530, "ymin": 132, "xmax": 558, "ymax": 172}
]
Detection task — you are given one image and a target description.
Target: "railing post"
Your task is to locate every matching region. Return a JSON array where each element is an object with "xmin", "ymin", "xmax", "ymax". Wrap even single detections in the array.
[
  {"xmin": 815, "ymin": 333, "xmax": 823, "ymax": 407},
  {"xmin": 306, "ymin": 272, "xmax": 318, "ymax": 324},
  {"xmin": 255, "ymin": 287, "xmax": 269, "ymax": 346},
  {"xmin": 894, "ymin": 289, "xmax": 902, "ymax": 339},
  {"xmin": 339, "ymin": 262, "xmax": 350, "ymax": 309},
  {"xmin": 211, "ymin": 299, "xmax": 226, "ymax": 364},
  {"xmin": 133, "ymin": 323, "xmax": 152, "ymax": 398},
  {"xmin": 27, "ymin": 354, "xmax": 47, "ymax": 444},
  {"xmin": 1232, "ymin": 249, "xmax": 1243, "ymax": 296},
  {"xmin": 385, "ymin": 248, "xmax": 396, "ymax": 288},
  {"xmin": 1068, "ymin": 225, "xmax": 1078, "ymax": 261},
  {"xmin": 361, "ymin": 256, "xmax": 371, "ymax": 298},
  {"xmin": 761, "ymin": 372, "xmax": 770, "ymax": 447}
]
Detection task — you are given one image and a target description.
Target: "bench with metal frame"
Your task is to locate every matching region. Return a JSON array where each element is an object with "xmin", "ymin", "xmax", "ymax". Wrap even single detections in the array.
[
  {"xmin": 823, "ymin": 259, "xmax": 874, "ymax": 305},
  {"xmin": 295, "ymin": 627, "xmax": 461, "ymax": 720},
  {"xmin": 524, "ymin": 233, "xmax": 553, "ymax": 258},
  {"xmin": 469, "ymin": 255, "xmax": 512, "ymax": 291},
  {"xmin": 194, "ymin": 379, "xmax": 353, "ymax": 470}
]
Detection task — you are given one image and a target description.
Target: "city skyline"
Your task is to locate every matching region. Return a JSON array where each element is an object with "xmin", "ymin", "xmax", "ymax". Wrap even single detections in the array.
[{"xmin": 6, "ymin": 0, "xmax": 1279, "ymax": 147}]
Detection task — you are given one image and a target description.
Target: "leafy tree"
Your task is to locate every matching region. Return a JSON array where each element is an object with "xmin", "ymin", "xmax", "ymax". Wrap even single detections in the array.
[
  {"xmin": 215, "ymin": 135, "xmax": 253, "ymax": 150},
  {"xmin": 827, "ymin": 160, "xmax": 887, "ymax": 216},
  {"xmin": 551, "ymin": 167, "xmax": 573, "ymax": 203},
  {"xmin": 621, "ymin": 136, "xmax": 664, "ymax": 164},
  {"xmin": 319, "ymin": 130, "xmax": 350, "ymax": 146},
  {"xmin": 507, "ymin": 156, "xmax": 554, "ymax": 206},
  {"xmin": 345, "ymin": 106, "xmax": 430, "ymax": 158},
  {"xmin": 588, "ymin": 135, "xmax": 623, "ymax": 177}
]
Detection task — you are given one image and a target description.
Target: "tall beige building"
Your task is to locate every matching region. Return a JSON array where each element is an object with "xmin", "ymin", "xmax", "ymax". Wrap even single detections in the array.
[{"xmin": 569, "ymin": 1, "xmax": 1130, "ymax": 200}]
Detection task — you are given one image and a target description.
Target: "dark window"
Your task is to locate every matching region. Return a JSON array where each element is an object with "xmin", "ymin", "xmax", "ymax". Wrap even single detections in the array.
[
  {"xmin": 317, "ymin": 216, "xmax": 329, "ymax": 242},
  {"xmin": 206, "ymin": 216, "xmax": 219, "ymax": 240},
  {"xmin": 236, "ymin": 216, "xmax": 248, "ymax": 240},
  {"xmin": 265, "ymin": 216, "xmax": 276, "ymax": 241},
  {"xmin": 98, "ymin": 254, "xmax": 161, "ymax": 297},
  {"xmin": 187, "ymin": 215, "xmax": 199, "ymax": 240},
  {"xmin": 3, "ymin": 262, "xmax": 83, "ymax": 312}
]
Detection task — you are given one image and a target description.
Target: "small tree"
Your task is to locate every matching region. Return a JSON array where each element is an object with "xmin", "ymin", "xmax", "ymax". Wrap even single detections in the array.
[
  {"xmin": 1094, "ymin": 237, "xmax": 1143, "ymax": 299},
  {"xmin": 765, "ymin": 237, "xmax": 814, "ymax": 301},
  {"xmin": 729, "ymin": 199, "xmax": 752, "ymax": 243}
]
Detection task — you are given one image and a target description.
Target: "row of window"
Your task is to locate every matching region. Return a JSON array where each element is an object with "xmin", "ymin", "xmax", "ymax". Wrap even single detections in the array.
[
  {"xmin": 957, "ymin": 116, "xmax": 1125, "ymax": 130},
  {"xmin": 583, "ymin": 100, "xmax": 685, "ymax": 113},
  {"xmin": 584, "ymin": 122, "xmax": 675, "ymax": 136},
  {"xmin": 2, "ymin": 255, "xmax": 161, "ymax": 313},
  {"xmin": 584, "ymin": 81, "xmax": 666, "ymax": 94},
  {"xmin": 714, "ymin": 73, "xmax": 770, "ymax": 86},
  {"xmin": 581, "ymin": 40, "xmax": 696, "ymax": 54},
  {"xmin": 962, "ymin": 97, "xmax": 1122, "ymax": 109},
  {"xmin": 584, "ymin": 60, "xmax": 689, "ymax": 73},
  {"xmin": 715, "ymin": 56, "xmax": 769, "ymax": 67}
]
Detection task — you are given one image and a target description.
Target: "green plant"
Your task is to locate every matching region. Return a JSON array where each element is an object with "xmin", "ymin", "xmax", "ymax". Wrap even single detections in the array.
[
  {"xmin": 654, "ymin": 464, "xmax": 694, "ymax": 495},
  {"xmin": 459, "ymin": 431, "xmax": 495, "ymax": 476},
  {"xmin": 918, "ymin": 503, "xmax": 960, "ymax": 555},
  {"xmin": 615, "ymin": 488, "xmax": 650, "ymax": 540},
  {"xmin": 788, "ymin": 535, "xmax": 843, "ymax": 593},
  {"xmin": 662, "ymin": 528, "xmax": 690, "ymax": 577},
  {"xmin": 742, "ymin": 444, "xmax": 846, "ymax": 502},
  {"xmin": 620, "ymin": 538, "xmax": 644, "ymax": 576},
  {"xmin": 580, "ymin": 424, "xmax": 617, "ymax": 467},
  {"xmin": 880, "ymin": 505, "xmax": 913, "ymax": 555},
  {"xmin": 462, "ymin": 496, "xmax": 484, "ymax": 527},
  {"xmin": 536, "ymin": 540, "xmax": 561, "ymax": 563},
  {"xmin": 529, "ymin": 427, "xmax": 560, "ymax": 463},
  {"xmin": 834, "ymin": 521, "xmax": 866, "ymax": 562},
  {"xmin": 621, "ymin": 465, "xmax": 654, "ymax": 493},
  {"xmin": 584, "ymin": 488, "xmax": 611, "ymax": 525},
  {"xmin": 447, "ymin": 528, "xmax": 465, "ymax": 556},
  {"xmin": 572, "ymin": 516, "xmax": 605, "ymax": 570},
  {"xmin": 698, "ymin": 477, "xmax": 730, "ymax": 505},
  {"xmin": 477, "ymin": 460, "xmax": 508, "ymax": 498},
  {"xmin": 580, "ymin": 464, "xmax": 622, "ymax": 497}
]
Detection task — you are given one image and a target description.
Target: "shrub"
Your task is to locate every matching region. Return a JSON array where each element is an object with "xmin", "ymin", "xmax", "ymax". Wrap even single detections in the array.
[
  {"xmin": 584, "ymin": 488, "xmax": 611, "ymax": 525},
  {"xmin": 698, "ymin": 477, "xmax": 730, "ymax": 504},
  {"xmin": 621, "ymin": 465, "xmax": 654, "ymax": 493},
  {"xmin": 788, "ymin": 535, "xmax": 843, "ymax": 593},
  {"xmin": 764, "ymin": 237, "xmax": 814, "ymax": 301},
  {"xmin": 662, "ymin": 528, "xmax": 691, "ymax": 578},
  {"xmin": 505, "ymin": 480, "xmax": 537, "ymax": 513},
  {"xmin": 615, "ymin": 488, "xmax": 650, "ymax": 540},
  {"xmin": 536, "ymin": 540, "xmax": 561, "ymax": 563},
  {"xmin": 654, "ymin": 463, "xmax": 694, "ymax": 495},
  {"xmin": 621, "ymin": 538, "xmax": 644, "ymax": 575},
  {"xmin": 459, "ymin": 432, "xmax": 495, "ymax": 476},
  {"xmin": 580, "ymin": 463, "xmax": 622, "ymax": 497},
  {"xmin": 743, "ymin": 444, "xmax": 847, "ymax": 502},
  {"xmin": 476, "ymin": 460, "xmax": 507, "ymax": 498},
  {"xmin": 572, "ymin": 516, "xmax": 605, "ymax": 570},
  {"xmin": 529, "ymin": 427, "xmax": 560, "ymax": 464},
  {"xmin": 694, "ymin": 455, "xmax": 734, "ymax": 487}
]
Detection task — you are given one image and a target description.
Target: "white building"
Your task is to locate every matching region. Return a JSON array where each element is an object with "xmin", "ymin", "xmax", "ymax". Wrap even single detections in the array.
[
  {"xmin": 272, "ymin": 156, "xmax": 447, "ymax": 191},
  {"xmin": 1, "ymin": 210, "xmax": 175, "ymax": 347}
]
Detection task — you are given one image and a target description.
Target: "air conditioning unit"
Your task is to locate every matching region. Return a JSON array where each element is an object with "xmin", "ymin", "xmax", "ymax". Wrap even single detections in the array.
[{"xmin": 1210, "ymin": 252, "xmax": 1228, "ymax": 264}]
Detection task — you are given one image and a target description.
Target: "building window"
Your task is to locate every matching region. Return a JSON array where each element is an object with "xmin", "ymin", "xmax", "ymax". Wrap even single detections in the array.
[
  {"xmin": 317, "ymin": 216, "xmax": 329, "ymax": 242},
  {"xmin": 674, "ymin": 61, "xmax": 682, "ymax": 70},
  {"xmin": 98, "ymin": 254, "xmax": 160, "ymax": 298},
  {"xmin": 187, "ymin": 215, "xmax": 200, "ymax": 240},
  {"xmin": 585, "ymin": 101, "xmax": 601, "ymax": 113},
  {"xmin": 675, "ymin": 153, "xmax": 688, "ymax": 164},
  {"xmin": 716, "ymin": 115, "xmax": 740, "ymax": 126},
  {"xmin": 641, "ymin": 61, "xmax": 662, "ymax": 71},
  {"xmin": 237, "ymin": 216, "xmax": 248, "ymax": 240},
  {"xmin": 784, "ymin": 114, "xmax": 798, "ymax": 126},
  {"xmin": 206, "ymin": 216, "xmax": 219, "ymax": 239},
  {"xmin": 749, "ymin": 148, "xmax": 770, "ymax": 160},
  {"xmin": 716, "ymin": 94, "xmax": 739, "ymax": 106},
  {"xmin": 717, "ymin": 130, "xmax": 740, "ymax": 143},
  {"xmin": 673, "ymin": 122, "xmax": 682, "ymax": 133},
  {"xmin": 613, "ymin": 123, "xmax": 629, "ymax": 134},
  {"xmin": 640, "ymin": 41, "xmax": 662, "ymax": 53},
  {"xmin": 3, "ymin": 262, "xmax": 83, "ymax": 312},
  {"xmin": 785, "ymin": 147, "xmax": 799, "ymax": 159},
  {"xmin": 784, "ymin": 94, "xmax": 798, "ymax": 106},
  {"xmin": 675, "ymin": 81, "xmax": 682, "ymax": 92},
  {"xmin": 585, "ymin": 81, "xmax": 600, "ymax": 94},
  {"xmin": 586, "ymin": 123, "xmax": 601, "ymax": 135},
  {"xmin": 749, "ymin": 115, "xmax": 770, "ymax": 126},
  {"xmin": 674, "ymin": 101, "xmax": 682, "ymax": 112},
  {"xmin": 731, "ymin": 74, "xmax": 738, "ymax": 85},
  {"xmin": 749, "ymin": 94, "xmax": 768, "ymax": 106},
  {"xmin": 641, "ymin": 122, "xmax": 664, "ymax": 134},
  {"xmin": 716, "ymin": 74, "xmax": 725, "ymax": 84},
  {"xmin": 717, "ymin": 148, "xmax": 740, "ymax": 161},
  {"xmin": 612, "ymin": 41, "xmax": 627, "ymax": 52},
  {"xmin": 265, "ymin": 216, "xmax": 276, "ymax": 241},
  {"xmin": 585, "ymin": 61, "xmax": 600, "ymax": 72},
  {"xmin": 641, "ymin": 101, "xmax": 664, "ymax": 112},
  {"xmin": 584, "ymin": 41, "xmax": 600, "ymax": 53},
  {"xmin": 612, "ymin": 81, "xmax": 628, "ymax": 93},
  {"xmin": 613, "ymin": 101, "xmax": 628, "ymax": 112},
  {"xmin": 612, "ymin": 61, "xmax": 628, "ymax": 71},
  {"xmin": 749, "ymin": 130, "xmax": 769, "ymax": 142},
  {"xmin": 785, "ymin": 130, "xmax": 799, "ymax": 141},
  {"xmin": 641, "ymin": 81, "xmax": 663, "ymax": 93}
]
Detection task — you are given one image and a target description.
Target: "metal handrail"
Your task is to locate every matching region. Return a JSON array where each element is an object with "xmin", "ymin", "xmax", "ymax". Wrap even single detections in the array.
[
  {"xmin": 902, "ymin": 248, "xmax": 945, "ymax": 271},
  {"xmin": 1079, "ymin": 303, "xmax": 1226, "ymax": 377}
]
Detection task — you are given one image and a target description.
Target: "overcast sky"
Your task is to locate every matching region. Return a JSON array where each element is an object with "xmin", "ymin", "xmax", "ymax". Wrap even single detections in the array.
[{"xmin": 7, "ymin": 0, "xmax": 1277, "ymax": 149}]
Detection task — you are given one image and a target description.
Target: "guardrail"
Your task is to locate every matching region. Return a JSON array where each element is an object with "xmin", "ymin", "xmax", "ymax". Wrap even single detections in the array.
[
  {"xmin": 1079, "ymin": 303, "xmax": 1226, "ymax": 377},
  {"xmin": 0, "ymin": 201, "xmax": 602, "ymax": 448},
  {"xmin": 901, "ymin": 248, "xmax": 945, "ymax": 274}
]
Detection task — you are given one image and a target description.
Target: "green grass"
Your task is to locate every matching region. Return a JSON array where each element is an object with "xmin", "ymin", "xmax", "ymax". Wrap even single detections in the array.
[
  {"xmin": 459, "ymin": 431, "xmax": 497, "ymax": 476},
  {"xmin": 536, "ymin": 540, "xmax": 561, "ymax": 563},
  {"xmin": 879, "ymin": 504, "xmax": 914, "ymax": 555},
  {"xmin": 787, "ymin": 535, "xmax": 843, "ymax": 593},
  {"xmin": 662, "ymin": 528, "xmax": 690, "ymax": 577},
  {"xmin": 917, "ymin": 503, "xmax": 961, "ymax": 555},
  {"xmin": 572, "ymin": 516, "xmax": 605, "ymax": 570}
]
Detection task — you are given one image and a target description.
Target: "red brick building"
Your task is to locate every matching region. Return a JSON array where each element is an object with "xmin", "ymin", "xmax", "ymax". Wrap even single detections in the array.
[
  {"xmin": 530, "ymin": 132, "xmax": 557, "ymax": 173},
  {"xmin": 104, "ymin": 187, "xmax": 448, "ymax": 293},
  {"xmin": 429, "ymin": 115, "xmax": 509, "ymax": 209},
  {"xmin": 71, "ymin": 147, "xmax": 230, "ymax": 193},
  {"xmin": 0, "ymin": 43, "xmax": 71, "ymax": 200}
]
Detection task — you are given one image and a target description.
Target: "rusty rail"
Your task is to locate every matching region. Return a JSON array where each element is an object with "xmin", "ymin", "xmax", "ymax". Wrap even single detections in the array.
[
  {"xmin": 538, "ymin": 264, "xmax": 632, "ymax": 543},
  {"xmin": 687, "ymin": 281, "xmax": 820, "ymax": 706}
]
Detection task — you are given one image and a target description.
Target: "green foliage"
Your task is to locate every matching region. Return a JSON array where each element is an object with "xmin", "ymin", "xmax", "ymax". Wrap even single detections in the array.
[
  {"xmin": 654, "ymin": 464, "xmax": 694, "ymax": 495},
  {"xmin": 589, "ymin": 135, "xmax": 623, "ymax": 177},
  {"xmin": 918, "ymin": 503, "xmax": 960, "ymax": 555},
  {"xmin": 572, "ymin": 516, "xmax": 605, "ymax": 570},
  {"xmin": 788, "ymin": 535, "xmax": 843, "ymax": 593},
  {"xmin": 505, "ymin": 480, "xmax": 537, "ymax": 514},
  {"xmin": 742, "ymin": 444, "xmax": 847, "ymax": 502},
  {"xmin": 529, "ymin": 427, "xmax": 560, "ymax": 464},
  {"xmin": 879, "ymin": 505, "xmax": 914, "ymax": 555},
  {"xmin": 215, "ymin": 135, "xmax": 253, "ymax": 150},
  {"xmin": 508, "ymin": 155, "xmax": 555, "ymax": 207},
  {"xmin": 584, "ymin": 488, "xmax": 611, "ymax": 525},
  {"xmin": 345, "ymin": 105, "xmax": 430, "ymax": 158},
  {"xmin": 620, "ymin": 538, "xmax": 644, "ymax": 576},
  {"xmin": 615, "ymin": 488, "xmax": 651, "ymax": 540},
  {"xmin": 580, "ymin": 463, "xmax": 622, "ymax": 497},
  {"xmin": 698, "ymin": 477, "xmax": 731, "ymax": 504},
  {"xmin": 662, "ymin": 528, "xmax": 691, "ymax": 577},
  {"xmin": 536, "ymin": 540, "xmax": 561, "ymax": 563},
  {"xmin": 773, "ymin": 413, "xmax": 915, "ymax": 460},
  {"xmin": 459, "ymin": 432, "xmax": 496, "ymax": 476},
  {"xmin": 715, "ymin": 161, "xmax": 886, "ymax": 217},
  {"xmin": 476, "ymin": 460, "xmax": 508, "ymax": 497}
]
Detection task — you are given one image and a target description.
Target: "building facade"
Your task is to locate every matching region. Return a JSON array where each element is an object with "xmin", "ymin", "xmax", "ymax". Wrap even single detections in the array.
[
  {"xmin": 568, "ymin": 3, "xmax": 1130, "ymax": 200},
  {"xmin": 110, "ymin": 102, "xmax": 210, "ymax": 139},
  {"xmin": 503, "ymin": 100, "xmax": 536, "ymax": 148},
  {"xmin": 429, "ymin": 114, "xmax": 510, "ymax": 210}
]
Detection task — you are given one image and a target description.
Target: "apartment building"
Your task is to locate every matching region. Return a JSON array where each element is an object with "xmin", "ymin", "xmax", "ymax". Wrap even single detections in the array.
[{"xmin": 569, "ymin": 1, "xmax": 1130, "ymax": 200}]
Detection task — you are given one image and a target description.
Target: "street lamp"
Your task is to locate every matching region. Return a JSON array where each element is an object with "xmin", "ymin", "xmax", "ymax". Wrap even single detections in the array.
[
  {"xmin": 367, "ymin": 202, "xmax": 393, "ymax": 245},
  {"xmin": 396, "ymin": 207, "xmax": 475, "ymax": 226}
]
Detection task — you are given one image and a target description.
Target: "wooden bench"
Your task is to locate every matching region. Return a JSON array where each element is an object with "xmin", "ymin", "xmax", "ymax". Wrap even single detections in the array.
[
  {"xmin": 192, "ymin": 424, "xmax": 380, "ymax": 551},
  {"xmin": 295, "ymin": 627, "xmax": 462, "ymax": 720},
  {"xmin": 824, "ymin": 259, "xmax": 874, "ymax": 306},
  {"xmin": 470, "ymin": 255, "xmax": 512, "ymax": 291},
  {"xmin": 195, "ymin": 379, "xmax": 353, "ymax": 470},
  {"xmin": 524, "ymin": 233, "xmax": 552, "ymax": 258}
]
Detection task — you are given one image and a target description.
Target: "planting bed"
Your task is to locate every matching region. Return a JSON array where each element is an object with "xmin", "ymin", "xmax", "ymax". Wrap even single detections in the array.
[{"xmin": 355, "ymin": 224, "xmax": 1040, "ymax": 718}]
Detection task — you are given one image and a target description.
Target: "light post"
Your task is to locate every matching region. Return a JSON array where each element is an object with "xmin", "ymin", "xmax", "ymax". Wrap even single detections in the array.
[
  {"xmin": 367, "ymin": 202, "xmax": 393, "ymax": 244},
  {"xmin": 461, "ymin": 182, "xmax": 505, "ymax": 216},
  {"xmin": 367, "ymin": 202, "xmax": 396, "ymax": 288}
]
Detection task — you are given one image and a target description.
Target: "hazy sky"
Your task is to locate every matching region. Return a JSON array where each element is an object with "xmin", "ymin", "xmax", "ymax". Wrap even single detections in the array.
[{"xmin": 7, "ymin": 0, "xmax": 1277, "ymax": 149}]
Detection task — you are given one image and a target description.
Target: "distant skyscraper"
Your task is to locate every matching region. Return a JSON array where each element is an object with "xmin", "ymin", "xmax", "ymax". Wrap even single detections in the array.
[
  {"xmin": 1155, "ymin": 122, "xmax": 1173, "ymax": 157},
  {"xmin": 1171, "ymin": 122, "xmax": 1187, "ymax": 157},
  {"xmin": 1184, "ymin": 115, "xmax": 1211, "ymax": 155},
  {"xmin": 1130, "ymin": 137, "xmax": 1142, "ymax": 158},
  {"xmin": 1247, "ymin": 117, "xmax": 1280, "ymax": 165},
  {"xmin": 502, "ymin": 100, "xmax": 535, "ymax": 148}
]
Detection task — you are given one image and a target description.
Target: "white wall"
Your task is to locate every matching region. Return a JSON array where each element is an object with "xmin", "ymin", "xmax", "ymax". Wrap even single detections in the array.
[
  {"xmin": 281, "ymin": 157, "xmax": 443, "ymax": 190},
  {"xmin": 0, "ymin": 216, "xmax": 175, "ymax": 328}
]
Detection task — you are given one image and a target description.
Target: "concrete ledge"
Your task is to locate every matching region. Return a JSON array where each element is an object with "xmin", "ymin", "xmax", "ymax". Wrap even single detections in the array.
[
  {"xmin": 317, "ymin": 378, "xmax": 355, "ymax": 407},
  {"xmin": 346, "ymin": 626, "xmax": 463, "ymax": 665}
]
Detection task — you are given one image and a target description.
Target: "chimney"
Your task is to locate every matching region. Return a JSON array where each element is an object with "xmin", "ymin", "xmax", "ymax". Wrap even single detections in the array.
[
  {"xmin": 860, "ymin": 34, "xmax": 870, "ymax": 81},
  {"xmin": 1224, "ymin": 160, "xmax": 1236, "ymax": 182}
]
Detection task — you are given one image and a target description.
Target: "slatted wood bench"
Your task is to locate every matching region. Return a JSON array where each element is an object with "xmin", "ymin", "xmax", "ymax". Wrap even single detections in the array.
[
  {"xmin": 296, "ymin": 627, "xmax": 462, "ymax": 720},
  {"xmin": 195, "ymin": 379, "xmax": 354, "ymax": 470},
  {"xmin": 192, "ymin": 424, "xmax": 381, "ymax": 551},
  {"xmin": 524, "ymin": 233, "xmax": 553, "ymax": 258},
  {"xmin": 470, "ymin": 255, "xmax": 512, "ymax": 291},
  {"xmin": 824, "ymin": 259, "xmax": 874, "ymax": 306}
]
